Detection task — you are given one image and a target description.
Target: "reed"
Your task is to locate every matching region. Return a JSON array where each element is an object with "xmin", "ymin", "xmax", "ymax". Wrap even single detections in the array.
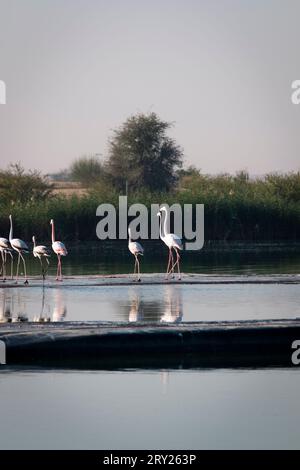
[{"xmin": 0, "ymin": 172, "xmax": 299, "ymax": 242}]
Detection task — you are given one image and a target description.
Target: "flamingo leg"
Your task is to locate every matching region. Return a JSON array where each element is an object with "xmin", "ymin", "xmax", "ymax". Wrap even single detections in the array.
[
  {"xmin": 165, "ymin": 249, "xmax": 172, "ymax": 279},
  {"xmin": 44, "ymin": 258, "xmax": 50, "ymax": 278},
  {"xmin": 19, "ymin": 252, "xmax": 28, "ymax": 284},
  {"xmin": 0, "ymin": 251, "xmax": 4, "ymax": 281},
  {"xmin": 9, "ymin": 251, "xmax": 13, "ymax": 280},
  {"xmin": 136, "ymin": 255, "xmax": 141, "ymax": 282},
  {"xmin": 59, "ymin": 256, "xmax": 63, "ymax": 280},
  {"xmin": 171, "ymin": 248, "xmax": 181, "ymax": 280},
  {"xmin": 166, "ymin": 249, "xmax": 175, "ymax": 278},
  {"xmin": 133, "ymin": 256, "xmax": 137, "ymax": 275},
  {"xmin": 38, "ymin": 256, "xmax": 45, "ymax": 280},
  {"xmin": 56, "ymin": 254, "xmax": 60, "ymax": 280},
  {"xmin": 16, "ymin": 252, "xmax": 21, "ymax": 283},
  {"xmin": 169, "ymin": 249, "xmax": 175, "ymax": 278},
  {"xmin": 3, "ymin": 251, "xmax": 7, "ymax": 280}
]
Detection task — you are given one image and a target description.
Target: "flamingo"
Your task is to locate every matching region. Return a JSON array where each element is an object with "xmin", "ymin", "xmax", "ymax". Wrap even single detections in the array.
[
  {"xmin": 50, "ymin": 219, "xmax": 68, "ymax": 281},
  {"xmin": 157, "ymin": 206, "xmax": 183, "ymax": 280},
  {"xmin": 9, "ymin": 215, "xmax": 29, "ymax": 284},
  {"xmin": 128, "ymin": 226, "xmax": 144, "ymax": 282},
  {"xmin": 0, "ymin": 237, "xmax": 13, "ymax": 281},
  {"xmin": 32, "ymin": 236, "xmax": 51, "ymax": 280}
]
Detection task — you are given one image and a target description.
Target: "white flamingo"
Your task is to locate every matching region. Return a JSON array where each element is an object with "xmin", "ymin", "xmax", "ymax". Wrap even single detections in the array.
[
  {"xmin": 50, "ymin": 219, "xmax": 68, "ymax": 281},
  {"xmin": 128, "ymin": 227, "xmax": 144, "ymax": 282},
  {"xmin": 9, "ymin": 215, "xmax": 29, "ymax": 284},
  {"xmin": 157, "ymin": 206, "xmax": 183, "ymax": 280},
  {"xmin": 32, "ymin": 235, "xmax": 51, "ymax": 280},
  {"xmin": 0, "ymin": 237, "xmax": 13, "ymax": 281}
]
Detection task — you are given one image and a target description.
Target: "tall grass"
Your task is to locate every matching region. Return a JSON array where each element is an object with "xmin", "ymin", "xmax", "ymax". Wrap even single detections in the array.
[{"xmin": 0, "ymin": 172, "xmax": 299, "ymax": 243}]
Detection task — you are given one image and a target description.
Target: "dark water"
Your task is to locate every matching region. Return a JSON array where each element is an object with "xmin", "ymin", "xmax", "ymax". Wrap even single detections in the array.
[
  {"xmin": 1, "ymin": 244, "xmax": 300, "ymax": 449},
  {"xmin": 9, "ymin": 241, "xmax": 300, "ymax": 277}
]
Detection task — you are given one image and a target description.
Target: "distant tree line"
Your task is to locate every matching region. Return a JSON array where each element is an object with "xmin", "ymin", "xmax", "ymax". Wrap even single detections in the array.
[{"xmin": 0, "ymin": 112, "xmax": 299, "ymax": 242}]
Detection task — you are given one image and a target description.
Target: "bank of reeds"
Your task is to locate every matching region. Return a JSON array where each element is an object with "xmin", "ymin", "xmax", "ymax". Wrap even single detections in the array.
[{"xmin": 0, "ymin": 172, "xmax": 299, "ymax": 243}]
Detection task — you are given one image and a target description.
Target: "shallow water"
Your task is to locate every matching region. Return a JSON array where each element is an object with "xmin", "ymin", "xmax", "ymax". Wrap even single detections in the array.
[
  {"xmin": 1, "ymin": 245, "xmax": 300, "ymax": 449},
  {"xmin": 0, "ymin": 283, "xmax": 299, "ymax": 323},
  {"xmin": 0, "ymin": 368, "xmax": 299, "ymax": 449}
]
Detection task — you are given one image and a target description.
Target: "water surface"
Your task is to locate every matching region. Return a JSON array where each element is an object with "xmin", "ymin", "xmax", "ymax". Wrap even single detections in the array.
[
  {"xmin": 0, "ymin": 283, "xmax": 299, "ymax": 323},
  {"xmin": 1, "ymin": 244, "xmax": 300, "ymax": 450},
  {"xmin": 0, "ymin": 368, "xmax": 299, "ymax": 450},
  {"xmin": 7, "ymin": 242, "xmax": 300, "ymax": 277}
]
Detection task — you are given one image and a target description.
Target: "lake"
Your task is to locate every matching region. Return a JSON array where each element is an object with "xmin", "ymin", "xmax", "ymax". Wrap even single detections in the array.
[{"xmin": 0, "ymin": 244, "xmax": 299, "ymax": 449}]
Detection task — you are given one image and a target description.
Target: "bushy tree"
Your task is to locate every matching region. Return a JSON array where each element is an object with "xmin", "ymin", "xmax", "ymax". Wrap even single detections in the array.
[
  {"xmin": 70, "ymin": 155, "xmax": 104, "ymax": 186},
  {"xmin": 0, "ymin": 163, "xmax": 52, "ymax": 205},
  {"xmin": 107, "ymin": 113, "xmax": 183, "ymax": 192}
]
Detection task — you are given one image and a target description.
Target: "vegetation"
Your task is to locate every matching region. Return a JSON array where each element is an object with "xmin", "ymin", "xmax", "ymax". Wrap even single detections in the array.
[
  {"xmin": 70, "ymin": 155, "xmax": 104, "ymax": 186},
  {"xmin": 106, "ymin": 113, "xmax": 183, "ymax": 192},
  {"xmin": 0, "ymin": 163, "xmax": 53, "ymax": 205},
  {"xmin": 0, "ymin": 169, "xmax": 299, "ymax": 243},
  {"xmin": 0, "ymin": 112, "xmax": 299, "ymax": 244}
]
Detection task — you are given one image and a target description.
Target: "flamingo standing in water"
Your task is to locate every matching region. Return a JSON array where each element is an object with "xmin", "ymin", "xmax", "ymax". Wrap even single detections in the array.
[
  {"xmin": 157, "ymin": 206, "xmax": 183, "ymax": 280},
  {"xmin": 128, "ymin": 227, "xmax": 144, "ymax": 282},
  {"xmin": 50, "ymin": 219, "xmax": 68, "ymax": 281},
  {"xmin": 0, "ymin": 237, "xmax": 13, "ymax": 281},
  {"xmin": 32, "ymin": 236, "xmax": 51, "ymax": 280},
  {"xmin": 9, "ymin": 215, "xmax": 29, "ymax": 284}
]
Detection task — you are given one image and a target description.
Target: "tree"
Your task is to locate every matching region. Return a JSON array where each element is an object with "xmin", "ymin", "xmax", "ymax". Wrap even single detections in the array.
[
  {"xmin": 0, "ymin": 163, "xmax": 52, "ymax": 205},
  {"xmin": 107, "ymin": 113, "xmax": 183, "ymax": 192},
  {"xmin": 70, "ymin": 155, "xmax": 104, "ymax": 186}
]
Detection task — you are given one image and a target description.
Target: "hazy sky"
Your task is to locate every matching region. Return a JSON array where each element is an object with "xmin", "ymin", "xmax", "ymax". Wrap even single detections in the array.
[{"xmin": 0, "ymin": 0, "xmax": 299, "ymax": 174}]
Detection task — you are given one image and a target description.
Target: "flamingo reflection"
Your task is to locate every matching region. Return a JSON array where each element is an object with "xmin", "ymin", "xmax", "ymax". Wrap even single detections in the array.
[
  {"xmin": 125, "ymin": 285, "xmax": 183, "ymax": 323},
  {"xmin": 52, "ymin": 288, "xmax": 67, "ymax": 322},
  {"xmin": 0, "ymin": 289, "xmax": 29, "ymax": 322},
  {"xmin": 160, "ymin": 285, "xmax": 183, "ymax": 323}
]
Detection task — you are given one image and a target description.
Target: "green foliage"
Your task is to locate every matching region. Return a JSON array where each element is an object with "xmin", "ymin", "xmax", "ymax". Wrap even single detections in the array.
[
  {"xmin": 178, "ymin": 171, "xmax": 300, "ymax": 241},
  {"xmin": 106, "ymin": 113, "xmax": 183, "ymax": 192},
  {"xmin": 0, "ymin": 163, "xmax": 53, "ymax": 205},
  {"xmin": 70, "ymin": 155, "xmax": 104, "ymax": 186},
  {"xmin": 265, "ymin": 172, "xmax": 300, "ymax": 202},
  {"xmin": 0, "ymin": 168, "xmax": 299, "ymax": 243}
]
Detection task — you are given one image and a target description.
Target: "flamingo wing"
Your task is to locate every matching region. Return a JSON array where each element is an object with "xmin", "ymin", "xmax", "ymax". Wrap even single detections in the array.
[
  {"xmin": 11, "ymin": 238, "xmax": 29, "ymax": 252},
  {"xmin": 164, "ymin": 234, "xmax": 183, "ymax": 250},
  {"xmin": 170, "ymin": 234, "xmax": 183, "ymax": 250},
  {"xmin": 52, "ymin": 241, "xmax": 68, "ymax": 256},
  {"xmin": 34, "ymin": 245, "xmax": 51, "ymax": 257},
  {"xmin": 129, "ymin": 241, "xmax": 144, "ymax": 255},
  {"xmin": 0, "ymin": 237, "xmax": 10, "ymax": 249}
]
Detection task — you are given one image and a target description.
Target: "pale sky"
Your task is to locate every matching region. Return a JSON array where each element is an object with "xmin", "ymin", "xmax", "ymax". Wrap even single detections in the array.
[{"xmin": 0, "ymin": 0, "xmax": 299, "ymax": 174}]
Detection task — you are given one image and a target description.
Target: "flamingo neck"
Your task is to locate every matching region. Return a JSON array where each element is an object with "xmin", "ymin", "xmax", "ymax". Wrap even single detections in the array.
[
  {"xmin": 128, "ymin": 227, "xmax": 132, "ymax": 243},
  {"xmin": 158, "ymin": 215, "xmax": 164, "ymax": 240},
  {"xmin": 162, "ymin": 208, "xmax": 170, "ymax": 236},
  {"xmin": 51, "ymin": 222, "xmax": 55, "ymax": 244},
  {"xmin": 9, "ymin": 217, "xmax": 13, "ymax": 241}
]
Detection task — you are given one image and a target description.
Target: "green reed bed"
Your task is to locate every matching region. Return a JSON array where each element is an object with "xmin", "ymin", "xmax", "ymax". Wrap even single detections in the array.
[{"xmin": 0, "ymin": 172, "xmax": 299, "ymax": 243}]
